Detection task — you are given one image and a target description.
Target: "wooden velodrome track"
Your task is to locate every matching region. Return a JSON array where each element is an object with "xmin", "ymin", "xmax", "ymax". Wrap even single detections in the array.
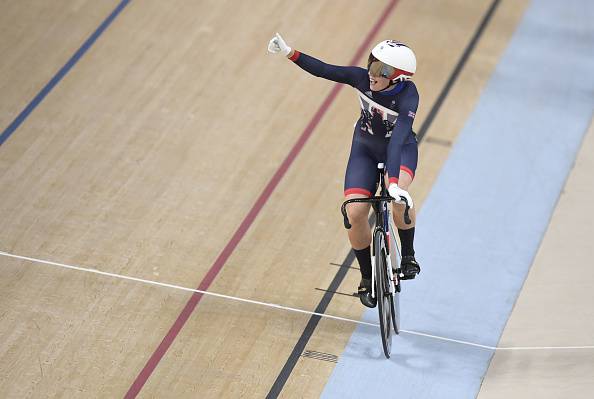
[{"xmin": 1, "ymin": 0, "xmax": 593, "ymax": 398}]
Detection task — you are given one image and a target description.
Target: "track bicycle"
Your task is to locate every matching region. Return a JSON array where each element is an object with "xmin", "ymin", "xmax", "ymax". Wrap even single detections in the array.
[{"xmin": 340, "ymin": 163, "xmax": 411, "ymax": 358}]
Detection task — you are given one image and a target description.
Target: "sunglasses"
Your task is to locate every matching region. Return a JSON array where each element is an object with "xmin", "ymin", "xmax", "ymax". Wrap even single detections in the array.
[{"xmin": 367, "ymin": 54, "xmax": 395, "ymax": 79}]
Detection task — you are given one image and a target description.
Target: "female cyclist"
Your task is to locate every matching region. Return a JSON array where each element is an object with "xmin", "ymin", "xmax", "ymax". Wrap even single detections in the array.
[{"xmin": 268, "ymin": 33, "xmax": 421, "ymax": 308}]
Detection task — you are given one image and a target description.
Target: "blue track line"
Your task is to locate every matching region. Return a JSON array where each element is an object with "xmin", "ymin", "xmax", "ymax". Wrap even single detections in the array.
[
  {"xmin": 322, "ymin": 0, "xmax": 594, "ymax": 397},
  {"xmin": 0, "ymin": 0, "xmax": 131, "ymax": 146}
]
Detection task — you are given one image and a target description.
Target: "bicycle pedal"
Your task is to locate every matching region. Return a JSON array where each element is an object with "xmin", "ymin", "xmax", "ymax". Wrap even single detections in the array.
[{"xmin": 400, "ymin": 272, "xmax": 418, "ymax": 280}]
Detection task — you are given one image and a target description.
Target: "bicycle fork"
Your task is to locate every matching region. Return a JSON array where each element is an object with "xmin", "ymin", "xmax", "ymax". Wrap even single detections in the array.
[{"xmin": 371, "ymin": 229, "xmax": 397, "ymax": 300}]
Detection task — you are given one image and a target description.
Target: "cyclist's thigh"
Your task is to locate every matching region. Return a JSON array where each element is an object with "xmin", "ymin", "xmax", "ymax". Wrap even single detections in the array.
[{"xmin": 344, "ymin": 138, "xmax": 379, "ymax": 198}]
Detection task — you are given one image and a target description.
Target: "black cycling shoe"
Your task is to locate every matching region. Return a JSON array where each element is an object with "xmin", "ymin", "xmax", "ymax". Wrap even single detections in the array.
[
  {"xmin": 400, "ymin": 255, "xmax": 421, "ymax": 280},
  {"xmin": 358, "ymin": 278, "xmax": 377, "ymax": 308}
]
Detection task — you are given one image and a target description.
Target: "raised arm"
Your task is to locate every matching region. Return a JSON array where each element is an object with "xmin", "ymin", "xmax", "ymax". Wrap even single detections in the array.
[
  {"xmin": 288, "ymin": 50, "xmax": 365, "ymax": 86},
  {"xmin": 268, "ymin": 33, "xmax": 364, "ymax": 87}
]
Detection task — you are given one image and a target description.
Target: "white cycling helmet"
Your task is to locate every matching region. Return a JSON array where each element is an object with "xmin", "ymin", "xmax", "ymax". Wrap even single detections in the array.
[{"xmin": 368, "ymin": 40, "xmax": 416, "ymax": 82}]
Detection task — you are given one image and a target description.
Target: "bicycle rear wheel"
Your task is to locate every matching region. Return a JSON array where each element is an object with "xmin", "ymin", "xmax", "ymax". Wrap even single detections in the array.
[
  {"xmin": 374, "ymin": 230, "xmax": 392, "ymax": 358},
  {"xmin": 390, "ymin": 289, "xmax": 400, "ymax": 335},
  {"xmin": 390, "ymin": 256, "xmax": 400, "ymax": 334},
  {"xmin": 387, "ymin": 220, "xmax": 401, "ymax": 334}
]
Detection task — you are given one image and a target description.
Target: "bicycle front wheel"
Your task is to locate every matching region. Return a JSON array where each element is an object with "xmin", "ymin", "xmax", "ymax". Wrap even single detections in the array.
[{"xmin": 374, "ymin": 230, "xmax": 392, "ymax": 358}]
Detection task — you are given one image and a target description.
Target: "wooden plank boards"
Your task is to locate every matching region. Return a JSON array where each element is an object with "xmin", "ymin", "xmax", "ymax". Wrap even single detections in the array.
[
  {"xmin": 0, "ymin": 0, "xmax": 549, "ymax": 397},
  {"xmin": 478, "ymin": 116, "xmax": 594, "ymax": 399}
]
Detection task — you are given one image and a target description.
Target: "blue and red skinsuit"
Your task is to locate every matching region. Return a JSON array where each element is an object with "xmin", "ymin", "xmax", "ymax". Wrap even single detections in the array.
[{"xmin": 290, "ymin": 51, "xmax": 419, "ymax": 197}]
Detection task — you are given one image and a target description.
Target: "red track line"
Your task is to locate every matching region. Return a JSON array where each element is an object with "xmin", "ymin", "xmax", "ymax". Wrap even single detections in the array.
[{"xmin": 124, "ymin": 1, "xmax": 398, "ymax": 397}]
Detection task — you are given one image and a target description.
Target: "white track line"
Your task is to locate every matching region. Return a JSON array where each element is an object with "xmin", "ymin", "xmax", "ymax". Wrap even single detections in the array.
[
  {"xmin": 0, "ymin": 250, "xmax": 377, "ymax": 328},
  {"xmin": 399, "ymin": 329, "xmax": 497, "ymax": 350},
  {"xmin": 2, "ymin": 250, "xmax": 594, "ymax": 352},
  {"xmin": 398, "ymin": 330, "xmax": 594, "ymax": 351},
  {"xmin": 496, "ymin": 345, "xmax": 594, "ymax": 351}
]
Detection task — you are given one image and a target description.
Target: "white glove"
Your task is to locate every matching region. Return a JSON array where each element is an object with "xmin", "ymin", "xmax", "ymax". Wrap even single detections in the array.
[
  {"xmin": 267, "ymin": 32, "xmax": 292, "ymax": 56},
  {"xmin": 388, "ymin": 183, "xmax": 414, "ymax": 209}
]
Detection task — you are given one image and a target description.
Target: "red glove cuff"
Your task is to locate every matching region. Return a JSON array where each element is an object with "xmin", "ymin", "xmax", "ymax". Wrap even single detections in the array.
[{"xmin": 289, "ymin": 50, "xmax": 300, "ymax": 62}]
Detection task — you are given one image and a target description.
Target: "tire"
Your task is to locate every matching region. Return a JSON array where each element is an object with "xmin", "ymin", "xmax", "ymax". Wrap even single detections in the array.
[
  {"xmin": 390, "ymin": 253, "xmax": 401, "ymax": 334},
  {"xmin": 387, "ymin": 223, "xmax": 401, "ymax": 333},
  {"xmin": 390, "ymin": 290, "xmax": 400, "ymax": 335},
  {"xmin": 374, "ymin": 229, "xmax": 392, "ymax": 358}
]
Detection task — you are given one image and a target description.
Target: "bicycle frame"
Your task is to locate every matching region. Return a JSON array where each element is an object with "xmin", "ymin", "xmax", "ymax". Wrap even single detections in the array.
[
  {"xmin": 341, "ymin": 163, "xmax": 411, "ymax": 354},
  {"xmin": 340, "ymin": 163, "xmax": 411, "ymax": 299},
  {"xmin": 370, "ymin": 171, "xmax": 398, "ymax": 300}
]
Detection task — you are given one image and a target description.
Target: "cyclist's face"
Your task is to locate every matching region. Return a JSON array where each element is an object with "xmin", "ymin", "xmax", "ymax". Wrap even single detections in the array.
[{"xmin": 369, "ymin": 72, "xmax": 390, "ymax": 91}]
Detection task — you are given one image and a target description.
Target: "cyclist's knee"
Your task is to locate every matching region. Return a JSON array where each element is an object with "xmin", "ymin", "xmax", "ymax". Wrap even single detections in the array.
[{"xmin": 346, "ymin": 202, "xmax": 370, "ymax": 226}]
